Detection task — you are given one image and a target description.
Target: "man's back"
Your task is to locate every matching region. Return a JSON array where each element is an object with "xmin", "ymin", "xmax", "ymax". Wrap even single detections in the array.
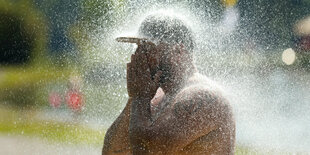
[
  {"xmin": 130, "ymin": 73, "xmax": 235, "ymax": 154},
  {"xmin": 178, "ymin": 74, "xmax": 235, "ymax": 154}
]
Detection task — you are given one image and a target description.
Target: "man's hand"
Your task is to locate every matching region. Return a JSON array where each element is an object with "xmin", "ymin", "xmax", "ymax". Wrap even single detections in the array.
[{"xmin": 127, "ymin": 44, "xmax": 162, "ymax": 100}]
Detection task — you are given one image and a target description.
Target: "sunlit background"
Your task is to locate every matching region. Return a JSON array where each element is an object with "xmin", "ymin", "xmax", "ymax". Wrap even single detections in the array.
[{"xmin": 0, "ymin": 0, "xmax": 309, "ymax": 154}]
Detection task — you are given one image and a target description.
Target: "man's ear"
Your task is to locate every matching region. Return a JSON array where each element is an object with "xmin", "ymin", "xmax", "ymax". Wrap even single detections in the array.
[{"xmin": 179, "ymin": 44, "xmax": 191, "ymax": 58}]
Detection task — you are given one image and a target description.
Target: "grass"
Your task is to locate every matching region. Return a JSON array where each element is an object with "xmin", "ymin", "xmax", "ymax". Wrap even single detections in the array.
[{"xmin": 0, "ymin": 107, "xmax": 105, "ymax": 146}]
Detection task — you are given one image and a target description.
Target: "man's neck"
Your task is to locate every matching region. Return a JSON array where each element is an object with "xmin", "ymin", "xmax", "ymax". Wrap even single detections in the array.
[{"xmin": 162, "ymin": 69, "xmax": 197, "ymax": 96}]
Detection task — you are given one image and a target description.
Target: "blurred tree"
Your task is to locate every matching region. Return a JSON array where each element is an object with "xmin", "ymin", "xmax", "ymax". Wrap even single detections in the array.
[
  {"xmin": 33, "ymin": 0, "xmax": 81, "ymax": 59},
  {"xmin": 79, "ymin": 0, "xmax": 124, "ymax": 29},
  {"xmin": 0, "ymin": 0, "xmax": 47, "ymax": 66},
  {"xmin": 68, "ymin": 0, "xmax": 125, "ymax": 63},
  {"xmin": 175, "ymin": 0, "xmax": 225, "ymax": 23},
  {"xmin": 0, "ymin": 0, "xmax": 49, "ymax": 107},
  {"xmin": 0, "ymin": 13, "xmax": 32, "ymax": 65},
  {"xmin": 222, "ymin": 0, "xmax": 238, "ymax": 7}
]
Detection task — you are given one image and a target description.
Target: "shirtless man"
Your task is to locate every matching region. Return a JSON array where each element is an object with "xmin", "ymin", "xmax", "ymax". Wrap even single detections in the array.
[{"xmin": 102, "ymin": 14, "xmax": 235, "ymax": 155}]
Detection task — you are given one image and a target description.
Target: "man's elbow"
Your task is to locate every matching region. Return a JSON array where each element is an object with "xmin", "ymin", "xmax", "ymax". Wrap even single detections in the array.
[
  {"xmin": 102, "ymin": 147, "xmax": 109, "ymax": 155},
  {"xmin": 102, "ymin": 143, "xmax": 112, "ymax": 155},
  {"xmin": 102, "ymin": 136, "xmax": 112, "ymax": 155}
]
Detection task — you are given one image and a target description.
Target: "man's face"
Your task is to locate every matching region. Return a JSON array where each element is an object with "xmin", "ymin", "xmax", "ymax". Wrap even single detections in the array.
[{"xmin": 145, "ymin": 43, "xmax": 177, "ymax": 85}]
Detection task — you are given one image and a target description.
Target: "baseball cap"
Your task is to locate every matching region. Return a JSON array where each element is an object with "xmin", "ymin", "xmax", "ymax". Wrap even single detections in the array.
[{"xmin": 116, "ymin": 13, "xmax": 195, "ymax": 52}]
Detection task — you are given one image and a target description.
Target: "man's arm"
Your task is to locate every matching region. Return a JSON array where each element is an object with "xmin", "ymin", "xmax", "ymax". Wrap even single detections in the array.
[
  {"xmin": 102, "ymin": 98, "xmax": 133, "ymax": 155},
  {"xmin": 129, "ymin": 87, "xmax": 234, "ymax": 151}
]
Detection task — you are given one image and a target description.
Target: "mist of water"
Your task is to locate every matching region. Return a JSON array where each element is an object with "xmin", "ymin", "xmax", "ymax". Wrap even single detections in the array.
[{"xmin": 76, "ymin": 0, "xmax": 310, "ymax": 153}]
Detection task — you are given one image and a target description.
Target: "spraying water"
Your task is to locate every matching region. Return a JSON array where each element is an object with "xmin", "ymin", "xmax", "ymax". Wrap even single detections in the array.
[
  {"xmin": 0, "ymin": 0, "xmax": 308, "ymax": 154},
  {"xmin": 76, "ymin": 0, "xmax": 310, "ymax": 153}
]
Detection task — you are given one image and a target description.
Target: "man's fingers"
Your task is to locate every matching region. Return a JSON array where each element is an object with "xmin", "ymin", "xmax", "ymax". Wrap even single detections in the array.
[
  {"xmin": 127, "ymin": 62, "xmax": 132, "ymax": 70},
  {"xmin": 137, "ymin": 54, "xmax": 151, "ymax": 79},
  {"xmin": 135, "ymin": 53, "xmax": 147, "ymax": 69},
  {"xmin": 127, "ymin": 62, "xmax": 136, "ymax": 83},
  {"xmin": 131, "ymin": 54, "xmax": 135, "ymax": 63},
  {"xmin": 130, "ymin": 52, "xmax": 150, "ymax": 78},
  {"xmin": 136, "ymin": 45, "xmax": 146, "ymax": 55},
  {"xmin": 140, "ymin": 54, "xmax": 148, "ymax": 69},
  {"xmin": 130, "ymin": 54, "xmax": 139, "ymax": 82},
  {"xmin": 154, "ymin": 70, "xmax": 162, "ymax": 84},
  {"xmin": 127, "ymin": 62, "xmax": 132, "ymax": 80},
  {"xmin": 127, "ymin": 62, "xmax": 131, "ymax": 77},
  {"xmin": 136, "ymin": 42, "xmax": 156, "ymax": 55}
]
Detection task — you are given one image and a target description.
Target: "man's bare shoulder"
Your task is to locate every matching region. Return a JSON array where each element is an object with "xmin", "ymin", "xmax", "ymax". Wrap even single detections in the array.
[
  {"xmin": 187, "ymin": 73, "xmax": 224, "ymax": 91},
  {"xmin": 177, "ymin": 73, "xmax": 226, "ymax": 100},
  {"xmin": 173, "ymin": 73, "xmax": 232, "ymax": 120}
]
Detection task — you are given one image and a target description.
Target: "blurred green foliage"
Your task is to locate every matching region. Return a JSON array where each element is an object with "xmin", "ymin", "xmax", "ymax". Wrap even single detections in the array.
[
  {"xmin": 0, "ymin": 0, "xmax": 48, "ymax": 66},
  {"xmin": 0, "ymin": 0, "xmax": 76, "ymax": 107},
  {"xmin": 79, "ymin": 0, "xmax": 125, "ymax": 28},
  {"xmin": 0, "ymin": 107, "xmax": 105, "ymax": 145},
  {"xmin": 0, "ymin": 0, "xmax": 126, "ymax": 107},
  {"xmin": 0, "ymin": 66, "xmax": 73, "ymax": 107},
  {"xmin": 69, "ymin": 0, "xmax": 126, "ymax": 66},
  {"xmin": 0, "ymin": 0, "xmax": 45, "ymax": 107}
]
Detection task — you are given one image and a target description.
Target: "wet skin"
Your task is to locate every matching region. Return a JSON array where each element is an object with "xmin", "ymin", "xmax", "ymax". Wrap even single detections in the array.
[{"xmin": 102, "ymin": 43, "xmax": 235, "ymax": 155}]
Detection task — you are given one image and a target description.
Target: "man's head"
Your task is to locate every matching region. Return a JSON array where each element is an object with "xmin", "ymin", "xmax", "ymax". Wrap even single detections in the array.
[
  {"xmin": 136, "ymin": 13, "xmax": 196, "ymax": 89},
  {"xmin": 138, "ymin": 13, "xmax": 195, "ymax": 53}
]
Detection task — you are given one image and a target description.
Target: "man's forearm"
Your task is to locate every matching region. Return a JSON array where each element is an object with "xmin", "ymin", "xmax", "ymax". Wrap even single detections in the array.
[
  {"xmin": 130, "ymin": 97, "xmax": 153, "ymax": 126},
  {"xmin": 128, "ymin": 97, "xmax": 154, "ymax": 154},
  {"xmin": 102, "ymin": 98, "xmax": 133, "ymax": 155}
]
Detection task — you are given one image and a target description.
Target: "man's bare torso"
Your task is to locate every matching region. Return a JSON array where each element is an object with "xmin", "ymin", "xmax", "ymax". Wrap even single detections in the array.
[{"xmin": 143, "ymin": 73, "xmax": 235, "ymax": 155}]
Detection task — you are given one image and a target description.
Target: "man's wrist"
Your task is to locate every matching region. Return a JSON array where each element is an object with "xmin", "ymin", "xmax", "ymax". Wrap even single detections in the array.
[{"xmin": 131, "ymin": 96, "xmax": 153, "ymax": 103}]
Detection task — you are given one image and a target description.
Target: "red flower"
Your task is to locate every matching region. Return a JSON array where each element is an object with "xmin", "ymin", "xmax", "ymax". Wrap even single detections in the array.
[
  {"xmin": 49, "ymin": 92, "xmax": 62, "ymax": 108},
  {"xmin": 66, "ymin": 90, "xmax": 83, "ymax": 112}
]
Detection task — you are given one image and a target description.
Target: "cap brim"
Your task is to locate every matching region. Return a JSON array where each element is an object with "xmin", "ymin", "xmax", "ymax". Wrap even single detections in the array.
[{"xmin": 116, "ymin": 37, "xmax": 149, "ymax": 44}]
